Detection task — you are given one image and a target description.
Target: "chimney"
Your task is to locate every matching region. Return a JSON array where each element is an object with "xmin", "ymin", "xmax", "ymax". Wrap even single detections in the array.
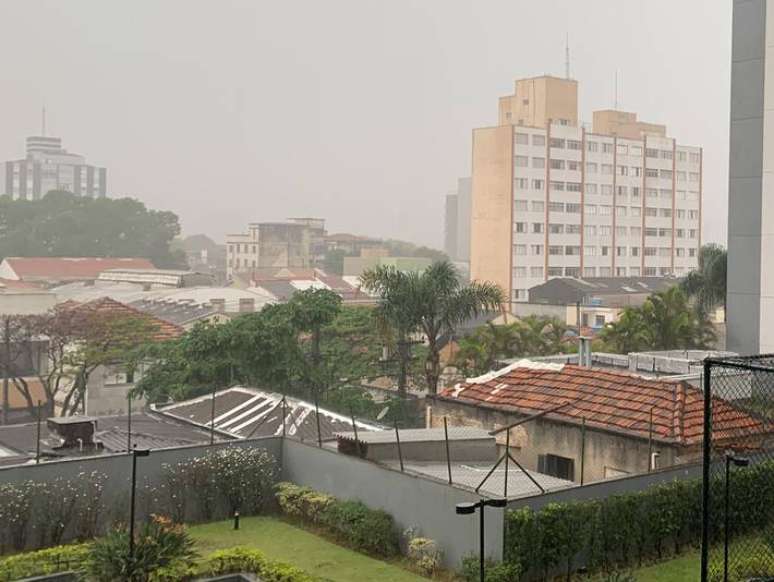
[
  {"xmin": 47, "ymin": 417, "xmax": 102, "ymax": 452},
  {"xmin": 578, "ymin": 336, "xmax": 593, "ymax": 368},
  {"xmin": 239, "ymin": 297, "xmax": 255, "ymax": 313},
  {"xmin": 211, "ymin": 298, "xmax": 226, "ymax": 313}
]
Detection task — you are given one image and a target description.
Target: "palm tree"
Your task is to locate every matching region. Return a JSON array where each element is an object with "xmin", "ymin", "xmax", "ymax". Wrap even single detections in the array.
[
  {"xmin": 680, "ymin": 243, "xmax": 727, "ymax": 319},
  {"xmin": 599, "ymin": 287, "xmax": 715, "ymax": 353},
  {"xmin": 361, "ymin": 261, "xmax": 504, "ymax": 394}
]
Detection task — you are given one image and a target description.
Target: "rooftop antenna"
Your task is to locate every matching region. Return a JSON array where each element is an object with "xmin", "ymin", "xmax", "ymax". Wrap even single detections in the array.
[
  {"xmin": 41, "ymin": 106, "xmax": 47, "ymax": 137},
  {"xmin": 565, "ymin": 33, "xmax": 570, "ymax": 79}
]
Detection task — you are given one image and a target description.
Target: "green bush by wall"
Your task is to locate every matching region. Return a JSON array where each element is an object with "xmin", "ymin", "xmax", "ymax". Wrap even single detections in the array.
[
  {"xmin": 275, "ymin": 482, "xmax": 400, "ymax": 557},
  {"xmin": 504, "ymin": 460, "xmax": 774, "ymax": 579}
]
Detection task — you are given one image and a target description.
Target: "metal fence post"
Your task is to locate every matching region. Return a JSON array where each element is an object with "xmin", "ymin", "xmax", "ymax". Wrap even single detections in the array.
[
  {"xmin": 700, "ymin": 361, "xmax": 712, "ymax": 582},
  {"xmin": 579, "ymin": 417, "xmax": 586, "ymax": 485},
  {"xmin": 504, "ymin": 427, "xmax": 510, "ymax": 498},
  {"xmin": 394, "ymin": 419, "xmax": 404, "ymax": 472},
  {"xmin": 35, "ymin": 400, "xmax": 42, "ymax": 464},
  {"xmin": 443, "ymin": 416, "xmax": 452, "ymax": 485}
]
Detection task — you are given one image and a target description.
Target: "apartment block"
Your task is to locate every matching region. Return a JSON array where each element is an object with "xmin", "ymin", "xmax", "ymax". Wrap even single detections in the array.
[
  {"xmin": 471, "ymin": 76, "xmax": 702, "ymax": 302},
  {"xmin": 2, "ymin": 136, "xmax": 107, "ymax": 199},
  {"xmin": 444, "ymin": 177, "xmax": 472, "ymax": 263},
  {"xmin": 226, "ymin": 218, "xmax": 326, "ymax": 279}
]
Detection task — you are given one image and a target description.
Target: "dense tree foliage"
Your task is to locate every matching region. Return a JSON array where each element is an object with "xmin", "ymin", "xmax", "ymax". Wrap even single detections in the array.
[
  {"xmin": 361, "ymin": 260, "xmax": 504, "ymax": 394},
  {"xmin": 0, "ymin": 191, "xmax": 186, "ymax": 268},
  {"xmin": 598, "ymin": 287, "xmax": 716, "ymax": 353},
  {"xmin": 453, "ymin": 316, "xmax": 570, "ymax": 376}
]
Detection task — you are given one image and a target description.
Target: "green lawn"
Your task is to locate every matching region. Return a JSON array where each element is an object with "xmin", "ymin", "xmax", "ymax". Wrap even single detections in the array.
[
  {"xmin": 633, "ymin": 549, "xmax": 699, "ymax": 581},
  {"xmin": 189, "ymin": 516, "xmax": 426, "ymax": 582}
]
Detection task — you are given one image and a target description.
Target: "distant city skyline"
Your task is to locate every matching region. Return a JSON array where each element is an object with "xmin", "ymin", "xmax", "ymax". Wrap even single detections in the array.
[{"xmin": 0, "ymin": 1, "xmax": 731, "ymax": 249}]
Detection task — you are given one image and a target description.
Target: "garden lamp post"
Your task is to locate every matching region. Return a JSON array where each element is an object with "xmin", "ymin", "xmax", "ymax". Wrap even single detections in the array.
[
  {"xmin": 723, "ymin": 453, "xmax": 750, "ymax": 582},
  {"xmin": 455, "ymin": 498, "xmax": 507, "ymax": 582},
  {"xmin": 129, "ymin": 447, "xmax": 150, "ymax": 572}
]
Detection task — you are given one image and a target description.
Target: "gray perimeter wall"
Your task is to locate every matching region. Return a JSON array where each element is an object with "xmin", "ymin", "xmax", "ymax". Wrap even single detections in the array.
[
  {"xmin": 281, "ymin": 438, "xmax": 504, "ymax": 568},
  {"xmin": 508, "ymin": 461, "xmax": 702, "ymax": 511}
]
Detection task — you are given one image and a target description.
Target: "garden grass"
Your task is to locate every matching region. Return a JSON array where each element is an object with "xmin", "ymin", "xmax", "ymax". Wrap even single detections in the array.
[
  {"xmin": 632, "ymin": 549, "xmax": 699, "ymax": 581},
  {"xmin": 189, "ymin": 516, "xmax": 426, "ymax": 582}
]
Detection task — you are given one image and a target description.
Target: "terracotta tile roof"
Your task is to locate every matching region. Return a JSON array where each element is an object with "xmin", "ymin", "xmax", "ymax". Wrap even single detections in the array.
[
  {"xmin": 2, "ymin": 257, "xmax": 155, "ymax": 282},
  {"xmin": 60, "ymin": 297, "xmax": 183, "ymax": 341},
  {"xmin": 0, "ymin": 278, "xmax": 42, "ymax": 290},
  {"xmin": 439, "ymin": 362, "xmax": 767, "ymax": 447}
]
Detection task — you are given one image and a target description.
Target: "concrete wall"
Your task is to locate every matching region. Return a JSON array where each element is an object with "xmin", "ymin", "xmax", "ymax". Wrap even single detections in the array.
[
  {"xmin": 281, "ymin": 438, "xmax": 504, "ymax": 568},
  {"xmin": 429, "ymin": 398, "xmax": 681, "ymax": 483},
  {"xmin": 510, "ymin": 302, "xmax": 569, "ymax": 323},
  {"xmin": 357, "ymin": 437, "xmax": 497, "ymax": 464}
]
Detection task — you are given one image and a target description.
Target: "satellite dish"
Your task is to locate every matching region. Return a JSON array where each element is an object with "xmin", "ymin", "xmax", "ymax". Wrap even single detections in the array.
[{"xmin": 376, "ymin": 406, "xmax": 390, "ymax": 421}]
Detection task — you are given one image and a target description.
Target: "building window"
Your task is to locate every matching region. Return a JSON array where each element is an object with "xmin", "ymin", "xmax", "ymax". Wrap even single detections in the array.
[
  {"xmin": 549, "ymin": 223, "xmax": 564, "ymax": 234},
  {"xmin": 585, "ymin": 205, "xmax": 597, "ymax": 215},
  {"xmin": 565, "ymin": 267, "xmax": 580, "ymax": 277},
  {"xmin": 645, "ymin": 227, "xmax": 658, "ymax": 237},
  {"xmin": 600, "ymin": 184, "xmax": 613, "ymax": 196},
  {"xmin": 586, "ymin": 183, "xmax": 598, "ymax": 195},
  {"xmin": 549, "ymin": 245, "xmax": 564, "ymax": 255},
  {"xmin": 660, "ymin": 209, "xmax": 673, "ymax": 218},
  {"xmin": 514, "ymin": 244, "xmax": 527, "ymax": 255},
  {"xmin": 617, "ymin": 185, "xmax": 628, "ymax": 197},
  {"xmin": 514, "ymin": 200, "xmax": 529, "ymax": 212},
  {"xmin": 548, "ymin": 267, "xmax": 563, "ymax": 277},
  {"xmin": 514, "ymin": 266, "xmax": 527, "ymax": 278},
  {"xmin": 676, "ymin": 248, "xmax": 685, "ymax": 257},
  {"xmin": 616, "ymin": 246, "xmax": 626, "ymax": 257},
  {"xmin": 660, "ymin": 150, "xmax": 673, "ymax": 160},
  {"xmin": 533, "ymin": 134, "xmax": 546, "ymax": 146},
  {"xmin": 616, "ymin": 267, "xmax": 628, "ymax": 276},
  {"xmin": 515, "ymin": 156, "xmax": 529, "ymax": 168},
  {"xmin": 601, "ymin": 164, "xmax": 613, "ymax": 175},
  {"xmin": 644, "ymin": 247, "xmax": 657, "ymax": 256},
  {"xmin": 601, "ymin": 246, "xmax": 610, "ymax": 256},
  {"xmin": 513, "ymin": 289, "xmax": 528, "ymax": 301},
  {"xmin": 630, "ymin": 226, "xmax": 641, "ymax": 238},
  {"xmin": 583, "ymin": 267, "xmax": 596, "ymax": 277},
  {"xmin": 530, "ymin": 266, "xmax": 544, "ymax": 278},
  {"xmin": 586, "ymin": 162, "xmax": 598, "ymax": 173},
  {"xmin": 689, "ymin": 247, "xmax": 698, "ymax": 256},
  {"xmin": 646, "ymin": 148, "xmax": 658, "ymax": 158},
  {"xmin": 566, "ymin": 203, "xmax": 581, "ymax": 213},
  {"xmin": 677, "ymin": 171, "xmax": 687, "ymax": 182},
  {"xmin": 690, "ymin": 172, "xmax": 700, "ymax": 182},
  {"xmin": 660, "ymin": 170, "xmax": 673, "ymax": 180},
  {"xmin": 631, "ymin": 186, "xmax": 641, "ymax": 199},
  {"xmin": 584, "ymin": 225, "xmax": 597, "ymax": 236},
  {"xmin": 514, "ymin": 222, "xmax": 527, "ymax": 233},
  {"xmin": 550, "ymin": 159, "xmax": 565, "ymax": 170},
  {"xmin": 516, "ymin": 178, "xmax": 529, "ymax": 189},
  {"xmin": 631, "ymin": 145, "xmax": 643, "ymax": 157},
  {"xmin": 532, "ymin": 200, "xmax": 545, "ymax": 212},
  {"xmin": 549, "ymin": 202, "xmax": 565, "ymax": 213},
  {"xmin": 532, "ymin": 179, "xmax": 545, "ymax": 190},
  {"xmin": 631, "ymin": 246, "xmax": 640, "ymax": 257},
  {"xmin": 567, "ymin": 139, "xmax": 582, "ymax": 150},
  {"xmin": 616, "ymin": 226, "xmax": 627, "ymax": 237},
  {"xmin": 616, "ymin": 206, "xmax": 627, "ymax": 217},
  {"xmin": 676, "ymin": 150, "xmax": 687, "ymax": 162},
  {"xmin": 532, "ymin": 157, "xmax": 546, "ymax": 169},
  {"xmin": 568, "ymin": 161, "xmax": 580, "ymax": 171},
  {"xmin": 584, "ymin": 246, "xmax": 597, "ymax": 256},
  {"xmin": 515, "ymin": 132, "xmax": 530, "ymax": 145},
  {"xmin": 587, "ymin": 141, "xmax": 599, "ymax": 152},
  {"xmin": 538, "ymin": 454, "xmax": 575, "ymax": 481},
  {"xmin": 566, "ymin": 224, "xmax": 581, "ymax": 234},
  {"xmin": 550, "ymin": 138, "xmax": 565, "ymax": 149},
  {"xmin": 618, "ymin": 165, "xmax": 628, "ymax": 176},
  {"xmin": 531, "ymin": 244, "xmax": 544, "ymax": 256},
  {"xmin": 690, "ymin": 152, "xmax": 701, "ymax": 164},
  {"xmin": 645, "ymin": 168, "xmax": 659, "ymax": 178},
  {"xmin": 600, "ymin": 267, "xmax": 612, "ymax": 276},
  {"xmin": 566, "ymin": 182, "xmax": 582, "ymax": 192},
  {"xmin": 532, "ymin": 222, "xmax": 544, "ymax": 234},
  {"xmin": 632, "ymin": 166, "xmax": 642, "ymax": 177},
  {"xmin": 551, "ymin": 181, "xmax": 565, "ymax": 192},
  {"xmin": 617, "ymin": 144, "xmax": 628, "ymax": 155},
  {"xmin": 599, "ymin": 205, "xmax": 612, "ymax": 216},
  {"xmin": 676, "ymin": 229, "xmax": 685, "ymax": 238},
  {"xmin": 602, "ymin": 143, "xmax": 614, "ymax": 153}
]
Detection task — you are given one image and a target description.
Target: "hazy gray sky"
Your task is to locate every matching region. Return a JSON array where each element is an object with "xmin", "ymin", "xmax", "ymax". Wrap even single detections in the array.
[{"xmin": 0, "ymin": 0, "xmax": 731, "ymax": 249}]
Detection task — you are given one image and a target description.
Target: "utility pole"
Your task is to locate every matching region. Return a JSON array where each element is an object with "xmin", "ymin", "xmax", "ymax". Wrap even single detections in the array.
[{"xmin": 312, "ymin": 325, "xmax": 322, "ymax": 447}]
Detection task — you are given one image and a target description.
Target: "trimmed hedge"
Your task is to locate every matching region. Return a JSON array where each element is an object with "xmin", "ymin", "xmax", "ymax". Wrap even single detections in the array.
[
  {"xmin": 504, "ymin": 460, "xmax": 774, "ymax": 579},
  {"xmin": 0, "ymin": 544, "xmax": 318, "ymax": 582},
  {"xmin": 275, "ymin": 482, "xmax": 400, "ymax": 557},
  {"xmin": 0, "ymin": 543, "xmax": 90, "ymax": 581}
]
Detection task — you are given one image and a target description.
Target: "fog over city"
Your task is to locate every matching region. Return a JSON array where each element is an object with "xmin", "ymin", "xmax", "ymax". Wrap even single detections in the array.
[{"xmin": 0, "ymin": 0, "xmax": 730, "ymax": 248}]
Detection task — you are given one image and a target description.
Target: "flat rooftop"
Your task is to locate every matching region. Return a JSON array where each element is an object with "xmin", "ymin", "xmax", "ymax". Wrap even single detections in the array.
[
  {"xmin": 384, "ymin": 460, "xmax": 575, "ymax": 500},
  {"xmin": 335, "ymin": 427, "xmax": 492, "ymax": 444}
]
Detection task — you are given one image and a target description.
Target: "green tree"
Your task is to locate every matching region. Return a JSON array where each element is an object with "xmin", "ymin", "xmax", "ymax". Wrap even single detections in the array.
[
  {"xmin": 0, "ymin": 191, "xmax": 186, "ymax": 268},
  {"xmin": 599, "ymin": 287, "xmax": 715, "ymax": 353},
  {"xmin": 361, "ymin": 260, "xmax": 504, "ymax": 394},
  {"xmin": 680, "ymin": 243, "xmax": 727, "ymax": 319}
]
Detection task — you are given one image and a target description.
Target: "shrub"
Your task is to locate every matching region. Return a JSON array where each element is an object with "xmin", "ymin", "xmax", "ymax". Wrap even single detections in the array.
[
  {"xmin": 275, "ymin": 482, "xmax": 400, "ymax": 557},
  {"xmin": 460, "ymin": 555, "xmax": 522, "ymax": 582},
  {"xmin": 407, "ymin": 537, "xmax": 443, "ymax": 576},
  {"xmin": 0, "ymin": 543, "xmax": 90, "ymax": 580},
  {"xmin": 154, "ymin": 446, "xmax": 279, "ymax": 523},
  {"xmin": 83, "ymin": 514, "xmax": 196, "ymax": 582},
  {"xmin": 195, "ymin": 547, "xmax": 319, "ymax": 582},
  {"xmin": 504, "ymin": 460, "xmax": 774, "ymax": 578}
]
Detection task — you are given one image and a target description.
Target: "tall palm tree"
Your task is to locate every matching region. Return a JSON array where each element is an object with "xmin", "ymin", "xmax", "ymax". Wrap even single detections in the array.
[
  {"xmin": 361, "ymin": 261, "xmax": 504, "ymax": 394},
  {"xmin": 680, "ymin": 243, "xmax": 727, "ymax": 319}
]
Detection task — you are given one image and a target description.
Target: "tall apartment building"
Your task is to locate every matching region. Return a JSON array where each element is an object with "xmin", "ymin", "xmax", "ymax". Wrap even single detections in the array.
[
  {"xmin": 726, "ymin": 0, "xmax": 774, "ymax": 354},
  {"xmin": 226, "ymin": 218, "xmax": 326, "ymax": 279},
  {"xmin": 471, "ymin": 75, "xmax": 702, "ymax": 302},
  {"xmin": 2, "ymin": 135, "xmax": 107, "ymax": 199},
  {"xmin": 444, "ymin": 177, "xmax": 472, "ymax": 263}
]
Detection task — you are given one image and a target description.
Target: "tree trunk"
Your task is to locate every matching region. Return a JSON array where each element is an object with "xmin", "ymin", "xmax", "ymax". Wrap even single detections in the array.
[
  {"xmin": 425, "ymin": 336, "xmax": 440, "ymax": 395},
  {"xmin": 2, "ymin": 317, "xmax": 10, "ymax": 425}
]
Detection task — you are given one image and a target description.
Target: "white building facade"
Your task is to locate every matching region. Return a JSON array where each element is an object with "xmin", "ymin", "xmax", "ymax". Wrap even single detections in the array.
[{"xmin": 506, "ymin": 124, "xmax": 701, "ymax": 301}]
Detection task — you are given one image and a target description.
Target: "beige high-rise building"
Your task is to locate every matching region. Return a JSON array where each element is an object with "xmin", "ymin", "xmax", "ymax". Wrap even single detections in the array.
[{"xmin": 470, "ymin": 75, "xmax": 702, "ymax": 302}]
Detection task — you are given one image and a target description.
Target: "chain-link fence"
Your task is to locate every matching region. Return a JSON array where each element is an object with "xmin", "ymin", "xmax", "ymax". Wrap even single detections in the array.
[{"xmin": 701, "ymin": 356, "xmax": 774, "ymax": 582}]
